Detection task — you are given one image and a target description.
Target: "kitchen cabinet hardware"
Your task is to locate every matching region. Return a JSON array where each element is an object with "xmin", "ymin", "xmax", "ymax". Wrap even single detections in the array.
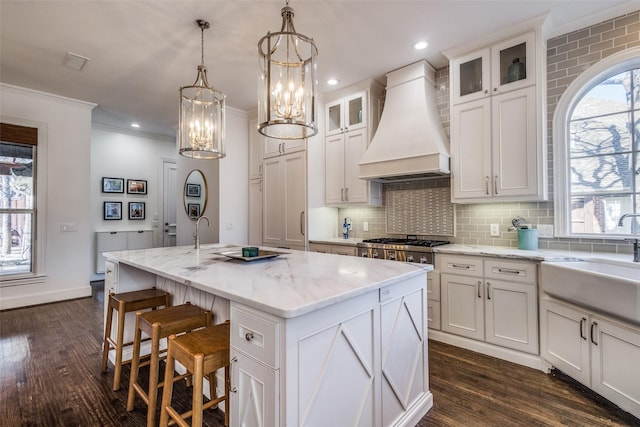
[
  {"xmin": 452, "ymin": 263, "xmax": 471, "ymax": 269},
  {"xmin": 485, "ymin": 176, "xmax": 490, "ymax": 195},
  {"xmin": 580, "ymin": 317, "xmax": 587, "ymax": 340},
  {"xmin": 245, "ymin": 332, "xmax": 254, "ymax": 342},
  {"xmin": 300, "ymin": 211, "xmax": 305, "ymax": 236},
  {"xmin": 591, "ymin": 321, "xmax": 598, "ymax": 345},
  {"xmin": 477, "ymin": 280, "xmax": 482, "ymax": 298},
  {"xmin": 486, "ymin": 282, "xmax": 492, "ymax": 299},
  {"xmin": 494, "ymin": 175, "xmax": 499, "ymax": 194},
  {"xmin": 497, "ymin": 268, "xmax": 521, "ymax": 275}
]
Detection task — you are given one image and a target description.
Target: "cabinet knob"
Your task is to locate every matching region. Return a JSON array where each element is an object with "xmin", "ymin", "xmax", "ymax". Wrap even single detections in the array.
[
  {"xmin": 494, "ymin": 88, "xmax": 497, "ymax": 92},
  {"xmin": 484, "ymin": 90, "xmax": 489, "ymax": 94},
  {"xmin": 245, "ymin": 331, "xmax": 254, "ymax": 342}
]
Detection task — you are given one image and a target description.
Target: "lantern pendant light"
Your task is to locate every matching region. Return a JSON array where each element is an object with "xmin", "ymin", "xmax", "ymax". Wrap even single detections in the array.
[
  {"xmin": 179, "ymin": 19, "xmax": 226, "ymax": 159},
  {"xmin": 258, "ymin": 0, "xmax": 318, "ymax": 140}
]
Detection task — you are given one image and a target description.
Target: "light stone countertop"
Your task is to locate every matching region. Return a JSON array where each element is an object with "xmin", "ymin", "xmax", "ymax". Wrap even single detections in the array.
[
  {"xmin": 104, "ymin": 244, "xmax": 430, "ymax": 319},
  {"xmin": 309, "ymin": 237, "xmax": 364, "ymax": 245}
]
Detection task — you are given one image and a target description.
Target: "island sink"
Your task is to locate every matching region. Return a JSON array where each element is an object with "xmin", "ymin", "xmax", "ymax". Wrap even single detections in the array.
[{"xmin": 541, "ymin": 259, "xmax": 640, "ymax": 325}]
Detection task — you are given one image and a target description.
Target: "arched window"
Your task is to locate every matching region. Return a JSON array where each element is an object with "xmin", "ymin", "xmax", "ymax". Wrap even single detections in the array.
[{"xmin": 553, "ymin": 48, "xmax": 640, "ymax": 238}]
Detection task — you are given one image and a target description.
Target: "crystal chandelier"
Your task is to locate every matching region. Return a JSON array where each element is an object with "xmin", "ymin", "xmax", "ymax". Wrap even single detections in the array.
[
  {"xmin": 179, "ymin": 19, "xmax": 226, "ymax": 159},
  {"xmin": 258, "ymin": 0, "xmax": 318, "ymax": 140}
]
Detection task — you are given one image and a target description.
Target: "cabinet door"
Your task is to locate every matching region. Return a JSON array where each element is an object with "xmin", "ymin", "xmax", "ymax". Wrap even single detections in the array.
[
  {"xmin": 491, "ymin": 86, "xmax": 538, "ymax": 198},
  {"xmin": 441, "ymin": 273, "xmax": 484, "ymax": 340},
  {"xmin": 325, "ymin": 133, "xmax": 346, "ymax": 204},
  {"xmin": 451, "ymin": 47, "xmax": 490, "ymax": 104},
  {"xmin": 451, "ymin": 98, "xmax": 492, "ymax": 201},
  {"xmin": 344, "ymin": 91, "xmax": 367, "ymax": 132},
  {"xmin": 249, "ymin": 119, "xmax": 263, "ymax": 179},
  {"xmin": 590, "ymin": 317, "xmax": 640, "ymax": 413},
  {"xmin": 308, "ymin": 243, "xmax": 331, "ymax": 253},
  {"xmin": 248, "ymin": 179, "xmax": 263, "ymax": 246},
  {"xmin": 230, "ymin": 349, "xmax": 278, "ymax": 427},
  {"xmin": 326, "ymin": 99, "xmax": 343, "ymax": 136},
  {"xmin": 263, "ymin": 136, "xmax": 282, "ymax": 159},
  {"xmin": 484, "ymin": 279, "xmax": 538, "ymax": 354},
  {"xmin": 282, "ymin": 152, "xmax": 306, "ymax": 248},
  {"xmin": 96, "ymin": 231, "xmax": 128, "ymax": 273},
  {"xmin": 127, "ymin": 230, "xmax": 152, "ymax": 250},
  {"xmin": 330, "ymin": 245, "xmax": 357, "ymax": 256},
  {"xmin": 262, "ymin": 157, "xmax": 283, "ymax": 247},
  {"xmin": 343, "ymin": 128, "xmax": 369, "ymax": 203},
  {"xmin": 540, "ymin": 299, "xmax": 590, "ymax": 386},
  {"xmin": 490, "ymin": 31, "xmax": 535, "ymax": 94}
]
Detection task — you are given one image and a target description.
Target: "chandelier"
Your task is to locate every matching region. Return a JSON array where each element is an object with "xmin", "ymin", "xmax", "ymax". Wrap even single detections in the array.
[
  {"xmin": 258, "ymin": 1, "xmax": 318, "ymax": 140},
  {"xmin": 179, "ymin": 19, "xmax": 226, "ymax": 159}
]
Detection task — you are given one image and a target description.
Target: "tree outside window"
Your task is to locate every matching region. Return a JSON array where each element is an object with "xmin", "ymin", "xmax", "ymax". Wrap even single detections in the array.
[{"xmin": 568, "ymin": 69, "xmax": 640, "ymax": 236}]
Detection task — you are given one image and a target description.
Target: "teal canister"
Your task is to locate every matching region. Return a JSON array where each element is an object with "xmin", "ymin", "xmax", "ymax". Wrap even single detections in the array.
[{"xmin": 517, "ymin": 228, "xmax": 538, "ymax": 250}]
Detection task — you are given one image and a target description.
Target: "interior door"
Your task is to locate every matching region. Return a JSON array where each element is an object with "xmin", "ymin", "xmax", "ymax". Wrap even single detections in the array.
[{"xmin": 162, "ymin": 159, "xmax": 177, "ymax": 247}]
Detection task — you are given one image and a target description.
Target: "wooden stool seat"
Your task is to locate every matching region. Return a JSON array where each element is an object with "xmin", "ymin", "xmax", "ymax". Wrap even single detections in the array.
[
  {"xmin": 101, "ymin": 288, "xmax": 170, "ymax": 391},
  {"xmin": 127, "ymin": 302, "xmax": 212, "ymax": 427},
  {"xmin": 160, "ymin": 321, "xmax": 230, "ymax": 427}
]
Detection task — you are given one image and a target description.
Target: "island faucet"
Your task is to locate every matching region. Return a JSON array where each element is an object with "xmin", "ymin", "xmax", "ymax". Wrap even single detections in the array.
[
  {"xmin": 194, "ymin": 216, "xmax": 210, "ymax": 249},
  {"xmin": 617, "ymin": 213, "xmax": 640, "ymax": 262}
]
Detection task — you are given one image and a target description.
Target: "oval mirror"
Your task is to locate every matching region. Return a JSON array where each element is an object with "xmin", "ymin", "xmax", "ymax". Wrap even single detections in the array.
[{"xmin": 183, "ymin": 169, "xmax": 207, "ymax": 220}]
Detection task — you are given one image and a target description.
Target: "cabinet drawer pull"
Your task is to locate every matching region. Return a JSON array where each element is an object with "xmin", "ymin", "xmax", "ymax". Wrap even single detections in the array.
[
  {"xmin": 485, "ymin": 176, "xmax": 490, "ymax": 195},
  {"xmin": 590, "ymin": 321, "xmax": 598, "ymax": 345},
  {"xmin": 477, "ymin": 281, "xmax": 482, "ymax": 298},
  {"xmin": 345, "ymin": 187, "xmax": 349, "ymax": 201},
  {"xmin": 497, "ymin": 268, "xmax": 521, "ymax": 275},
  {"xmin": 579, "ymin": 317, "xmax": 587, "ymax": 340},
  {"xmin": 486, "ymin": 282, "xmax": 491, "ymax": 300},
  {"xmin": 494, "ymin": 175, "xmax": 499, "ymax": 194},
  {"xmin": 245, "ymin": 332, "xmax": 254, "ymax": 342},
  {"xmin": 451, "ymin": 264, "xmax": 471, "ymax": 270}
]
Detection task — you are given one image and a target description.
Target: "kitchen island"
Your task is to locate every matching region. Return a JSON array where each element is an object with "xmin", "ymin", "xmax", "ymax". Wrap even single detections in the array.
[{"xmin": 103, "ymin": 244, "xmax": 433, "ymax": 427}]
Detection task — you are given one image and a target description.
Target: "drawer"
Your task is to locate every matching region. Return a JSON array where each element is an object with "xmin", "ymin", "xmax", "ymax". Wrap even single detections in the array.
[
  {"xmin": 427, "ymin": 270, "xmax": 441, "ymax": 301},
  {"xmin": 231, "ymin": 305, "xmax": 280, "ymax": 369},
  {"xmin": 438, "ymin": 255, "xmax": 484, "ymax": 277},
  {"xmin": 485, "ymin": 259, "xmax": 537, "ymax": 284}
]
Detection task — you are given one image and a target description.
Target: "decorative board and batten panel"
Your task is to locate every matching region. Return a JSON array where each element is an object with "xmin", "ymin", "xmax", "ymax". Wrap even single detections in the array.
[{"xmin": 386, "ymin": 187, "xmax": 455, "ymax": 236}]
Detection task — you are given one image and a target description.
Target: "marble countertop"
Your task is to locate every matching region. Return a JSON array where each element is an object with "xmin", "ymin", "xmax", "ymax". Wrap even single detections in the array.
[{"xmin": 104, "ymin": 244, "xmax": 430, "ymax": 319}]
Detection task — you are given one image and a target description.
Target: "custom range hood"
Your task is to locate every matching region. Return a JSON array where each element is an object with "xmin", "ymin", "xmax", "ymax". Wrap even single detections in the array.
[{"xmin": 359, "ymin": 60, "xmax": 450, "ymax": 181}]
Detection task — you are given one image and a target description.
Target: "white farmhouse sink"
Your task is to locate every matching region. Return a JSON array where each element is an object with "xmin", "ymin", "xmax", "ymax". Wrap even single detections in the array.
[{"xmin": 541, "ymin": 259, "xmax": 640, "ymax": 325}]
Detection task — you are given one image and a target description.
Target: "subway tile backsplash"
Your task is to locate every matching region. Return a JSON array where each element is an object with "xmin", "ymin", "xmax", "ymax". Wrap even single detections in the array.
[{"xmin": 335, "ymin": 11, "xmax": 640, "ymax": 257}]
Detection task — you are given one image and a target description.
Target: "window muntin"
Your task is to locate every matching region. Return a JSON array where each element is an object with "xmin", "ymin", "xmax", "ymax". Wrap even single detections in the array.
[
  {"xmin": 567, "ymin": 68, "xmax": 639, "ymax": 236},
  {"xmin": 0, "ymin": 140, "xmax": 36, "ymax": 276}
]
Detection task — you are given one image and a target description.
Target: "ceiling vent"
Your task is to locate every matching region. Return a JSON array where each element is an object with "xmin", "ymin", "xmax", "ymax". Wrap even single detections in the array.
[{"xmin": 62, "ymin": 52, "xmax": 90, "ymax": 71}]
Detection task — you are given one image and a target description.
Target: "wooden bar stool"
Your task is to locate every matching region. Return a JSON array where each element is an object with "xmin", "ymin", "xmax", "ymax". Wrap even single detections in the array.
[
  {"xmin": 159, "ymin": 321, "xmax": 230, "ymax": 427},
  {"xmin": 101, "ymin": 288, "xmax": 170, "ymax": 391},
  {"xmin": 127, "ymin": 302, "xmax": 212, "ymax": 427}
]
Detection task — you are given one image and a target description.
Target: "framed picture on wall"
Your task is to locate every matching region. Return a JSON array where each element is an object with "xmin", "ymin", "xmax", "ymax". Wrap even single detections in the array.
[
  {"xmin": 102, "ymin": 177, "xmax": 124, "ymax": 193},
  {"xmin": 104, "ymin": 201, "xmax": 122, "ymax": 220},
  {"xmin": 186, "ymin": 183, "xmax": 201, "ymax": 197},
  {"xmin": 127, "ymin": 179, "xmax": 147, "ymax": 195},
  {"xmin": 187, "ymin": 203, "xmax": 200, "ymax": 219},
  {"xmin": 129, "ymin": 202, "xmax": 145, "ymax": 220}
]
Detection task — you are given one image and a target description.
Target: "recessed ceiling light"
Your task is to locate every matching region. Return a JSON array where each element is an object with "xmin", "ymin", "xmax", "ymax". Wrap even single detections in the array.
[
  {"xmin": 412, "ymin": 41, "xmax": 428, "ymax": 50},
  {"xmin": 327, "ymin": 78, "xmax": 339, "ymax": 86},
  {"xmin": 131, "ymin": 123, "xmax": 140, "ymax": 128}
]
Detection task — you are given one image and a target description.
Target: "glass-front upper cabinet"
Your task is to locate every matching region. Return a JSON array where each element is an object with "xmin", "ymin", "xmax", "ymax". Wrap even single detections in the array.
[
  {"xmin": 452, "ymin": 31, "xmax": 535, "ymax": 105},
  {"xmin": 325, "ymin": 91, "xmax": 367, "ymax": 136}
]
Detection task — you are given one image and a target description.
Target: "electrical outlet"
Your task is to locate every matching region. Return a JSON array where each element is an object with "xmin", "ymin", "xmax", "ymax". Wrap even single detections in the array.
[
  {"xmin": 490, "ymin": 223, "xmax": 500, "ymax": 237},
  {"xmin": 226, "ymin": 223, "xmax": 233, "ymax": 230},
  {"xmin": 538, "ymin": 224, "xmax": 554, "ymax": 238},
  {"xmin": 363, "ymin": 221, "xmax": 369, "ymax": 232}
]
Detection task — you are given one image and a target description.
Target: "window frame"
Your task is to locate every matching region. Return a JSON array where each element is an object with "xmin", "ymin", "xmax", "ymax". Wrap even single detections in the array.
[
  {"xmin": 0, "ymin": 118, "xmax": 47, "ymax": 285},
  {"xmin": 553, "ymin": 47, "xmax": 640, "ymax": 239}
]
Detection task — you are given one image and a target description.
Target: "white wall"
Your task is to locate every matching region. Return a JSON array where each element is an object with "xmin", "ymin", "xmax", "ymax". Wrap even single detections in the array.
[
  {"xmin": 0, "ymin": 84, "xmax": 95, "ymax": 310},
  {"xmin": 90, "ymin": 126, "xmax": 176, "ymax": 279}
]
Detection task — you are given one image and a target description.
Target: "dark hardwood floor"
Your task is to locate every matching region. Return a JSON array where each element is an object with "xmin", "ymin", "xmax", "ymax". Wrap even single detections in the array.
[{"xmin": 1, "ymin": 283, "xmax": 638, "ymax": 426}]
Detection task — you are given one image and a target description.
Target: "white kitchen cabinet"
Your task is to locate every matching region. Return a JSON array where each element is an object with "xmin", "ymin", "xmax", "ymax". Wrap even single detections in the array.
[
  {"xmin": 262, "ymin": 151, "xmax": 306, "ymax": 251},
  {"xmin": 451, "ymin": 31, "xmax": 535, "ymax": 105},
  {"xmin": 448, "ymin": 27, "xmax": 546, "ymax": 204},
  {"xmin": 540, "ymin": 297, "xmax": 640, "ymax": 419},
  {"xmin": 427, "ymin": 270, "xmax": 441, "ymax": 330},
  {"xmin": 96, "ymin": 230, "xmax": 153, "ymax": 273},
  {"xmin": 324, "ymin": 81, "xmax": 383, "ymax": 206},
  {"xmin": 439, "ymin": 255, "xmax": 538, "ymax": 354},
  {"xmin": 263, "ymin": 136, "xmax": 306, "ymax": 159},
  {"xmin": 308, "ymin": 242, "xmax": 357, "ymax": 256}
]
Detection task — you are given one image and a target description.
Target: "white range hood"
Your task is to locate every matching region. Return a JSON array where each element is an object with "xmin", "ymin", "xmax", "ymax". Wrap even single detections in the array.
[{"xmin": 359, "ymin": 60, "xmax": 450, "ymax": 181}]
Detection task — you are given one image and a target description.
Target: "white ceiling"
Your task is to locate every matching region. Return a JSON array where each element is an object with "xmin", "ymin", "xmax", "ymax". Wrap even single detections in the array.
[{"xmin": 1, "ymin": 0, "xmax": 638, "ymax": 137}]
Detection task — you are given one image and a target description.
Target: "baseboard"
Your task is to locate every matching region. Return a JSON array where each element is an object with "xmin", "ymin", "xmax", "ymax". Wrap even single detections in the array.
[
  {"xmin": 428, "ymin": 330, "xmax": 552, "ymax": 372},
  {"xmin": 0, "ymin": 286, "xmax": 92, "ymax": 310}
]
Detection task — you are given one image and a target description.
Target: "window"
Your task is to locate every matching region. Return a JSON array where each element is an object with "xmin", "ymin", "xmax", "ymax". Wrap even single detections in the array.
[
  {"xmin": 554, "ymin": 49, "xmax": 640, "ymax": 238},
  {"xmin": 0, "ymin": 123, "xmax": 37, "ymax": 276}
]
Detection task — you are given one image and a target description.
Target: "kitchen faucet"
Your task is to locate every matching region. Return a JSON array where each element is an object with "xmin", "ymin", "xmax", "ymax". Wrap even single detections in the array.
[
  {"xmin": 194, "ymin": 216, "xmax": 210, "ymax": 249},
  {"xmin": 617, "ymin": 213, "xmax": 640, "ymax": 262}
]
